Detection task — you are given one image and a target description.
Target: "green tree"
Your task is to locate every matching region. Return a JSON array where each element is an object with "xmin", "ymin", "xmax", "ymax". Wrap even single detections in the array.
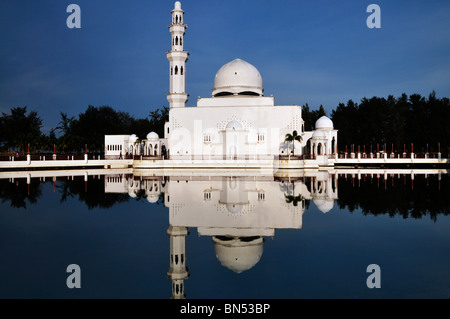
[
  {"xmin": 0, "ymin": 106, "xmax": 42, "ymax": 153},
  {"xmin": 148, "ymin": 105, "xmax": 169, "ymax": 138}
]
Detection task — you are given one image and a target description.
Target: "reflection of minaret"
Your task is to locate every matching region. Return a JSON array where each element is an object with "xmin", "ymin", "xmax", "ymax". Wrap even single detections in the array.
[{"xmin": 167, "ymin": 225, "xmax": 189, "ymax": 299}]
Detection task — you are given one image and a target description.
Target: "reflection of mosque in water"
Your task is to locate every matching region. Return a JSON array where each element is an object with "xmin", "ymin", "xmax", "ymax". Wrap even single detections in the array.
[{"xmin": 105, "ymin": 171, "xmax": 338, "ymax": 298}]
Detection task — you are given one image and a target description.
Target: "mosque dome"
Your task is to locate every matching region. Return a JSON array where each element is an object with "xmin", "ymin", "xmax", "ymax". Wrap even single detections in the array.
[
  {"xmin": 213, "ymin": 236, "xmax": 264, "ymax": 273},
  {"xmin": 226, "ymin": 120, "xmax": 243, "ymax": 130},
  {"xmin": 146, "ymin": 131, "xmax": 159, "ymax": 139},
  {"xmin": 212, "ymin": 59, "xmax": 263, "ymax": 97},
  {"xmin": 315, "ymin": 116, "xmax": 334, "ymax": 130}
]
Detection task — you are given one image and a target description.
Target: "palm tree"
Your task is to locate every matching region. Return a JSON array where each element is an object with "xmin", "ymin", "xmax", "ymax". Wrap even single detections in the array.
[{"xmin": 284, "ymin": 130, "xmax": 302, "ymax": 156}]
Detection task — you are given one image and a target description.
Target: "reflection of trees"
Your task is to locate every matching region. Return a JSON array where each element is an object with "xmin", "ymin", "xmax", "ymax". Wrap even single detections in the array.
[
  {"xmin": 0, "ymin": 179, "xmax": 42, "ymax": 208},
  {"xmin": 280, "ymin": 180, "xmax": 310, "ymax": 209},
  {"xmin": 57, "ymin": 177, "xmax": 129, "ymax": 209},
  {"xmin": 337, "ymin": 174, "xmax": 450, "ymax": 221},
  {"xmin": 285, "ymin": 194, "xmax": 304, "ymax": 207}
]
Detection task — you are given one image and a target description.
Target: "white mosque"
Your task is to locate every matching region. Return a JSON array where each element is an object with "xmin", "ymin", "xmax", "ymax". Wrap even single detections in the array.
[{"xmin": 105, "ymin": 1, "xmax": 338, "ymax": 167}]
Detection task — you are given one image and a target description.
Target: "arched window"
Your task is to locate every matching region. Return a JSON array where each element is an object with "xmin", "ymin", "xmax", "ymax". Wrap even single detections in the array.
[
  {"xmin": 180, "ymin": 36, "xmax": 182, "ymax": 45},
  {"xmin": 175, "ymin": 15, "xmax": 178, "ymax": 24},
  {"xmin": 175, "ymin": 36, "xmax": 178, "ymax": 45},
  {"xmin": 180, "ymin": 66, "xmax": 183, "ymax": 75},
  {"xmin": 171, "ymin": 67, "xmax": 173, "ymax": 75},
  {"xmin": 175, "ymin": 66, "xmax": 178, "ymax": 75}
]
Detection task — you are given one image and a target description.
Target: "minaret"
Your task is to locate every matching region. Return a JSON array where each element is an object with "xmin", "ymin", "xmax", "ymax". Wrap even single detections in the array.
[
  {"xmin": 167, "ymin": 1, "xmax": 188, "ymax": 108},
  {"xmin": 167, "ymin": 225, "xmax": 189, "ymax": 299}
]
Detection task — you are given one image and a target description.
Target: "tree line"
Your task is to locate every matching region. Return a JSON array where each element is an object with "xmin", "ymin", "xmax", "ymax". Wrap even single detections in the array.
[
  {"xmin": 330, "ymin": 91, "xmax": 449, "ymax": 154},
  {"xmin": 0, "ymin": 91, "xmax": 448, "ymax": 155},
  {"xmin": 0, "ymin": 105, "xmax": 168, "ymax": 154}
]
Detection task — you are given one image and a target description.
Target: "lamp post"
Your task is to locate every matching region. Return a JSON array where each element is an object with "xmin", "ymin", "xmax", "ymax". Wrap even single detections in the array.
[
  {"xmin": 84, "ymin": 144, "xmax": 88, "ymax": 163},
  {"xmin": 27, "ymin": 143, "xmax": 31, "ymax": 164}
]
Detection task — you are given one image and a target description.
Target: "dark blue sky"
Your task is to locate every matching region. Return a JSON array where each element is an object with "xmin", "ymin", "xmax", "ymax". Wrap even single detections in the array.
[{"xmin": 1, "ymin": 0, "xmax": 449, "ymax": 134}]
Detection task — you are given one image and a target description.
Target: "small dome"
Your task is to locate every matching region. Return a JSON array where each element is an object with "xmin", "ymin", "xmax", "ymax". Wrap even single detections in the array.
[
  {"xmin": 174, "ymin": 1, "xmax": 181, "ymax": 10},
  {"xmin": 129, "ymin": 134, "xmax": 138, "ymax": 143},
  {"xmin": 213, "ymin": 236, "xmax": 263, "ymax": 273},
  {"xmin": 226, "ymin": 120, "xmax": 243, "ymax": 130},
  {"xmin": 315, "ymin": 116, "xmax": 333, "ymax": 130},
  {"xmin": 312, "ymin": 129, "xmax": 326, "ymax": 138},
  {"xmin": 146, "ymin": 131, "xmax": 159, "ymax": 139},
  {"xmin": 212, "ymin": 59, "xmax": 263, "ymax": 97}
]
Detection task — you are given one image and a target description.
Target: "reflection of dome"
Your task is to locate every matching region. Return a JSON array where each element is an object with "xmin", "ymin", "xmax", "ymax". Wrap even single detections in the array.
[
  {"xmin": 313, "ymin": 199, "xmax": 334, "ymax": 213},
  {"xmin": 146, "ymin": 131, "xmax": 159, "ymax": 139},
  {"xmin": 226, "ymin": 120, "xmax": 243, "ymax": 130},
  {"xmin": 213, "ymin": 236, "xmax": 263, "ymax": 273},
  {"xmin": 128, "ymin": 190, "xmax": 137, "ymax": 198},
  {"xmin": 312, "ymin": 129, "xmax": 326, "ymax": 138},
  {"xmin": 315, "ymin": 116, "xmax": 333, "ymax": 130},
  {"xmin": 147, "ymin": 195, "xmax": 159, "ymax": 203},
  {"xmin": 212, "ymin": 59, "xmax": 263, "ymax": 97}
]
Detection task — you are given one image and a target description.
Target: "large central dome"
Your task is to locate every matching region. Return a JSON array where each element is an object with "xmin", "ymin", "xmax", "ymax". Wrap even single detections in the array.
[{"xmin": 212, "ymin": 58, "xmax": 263, "ymax": 97}]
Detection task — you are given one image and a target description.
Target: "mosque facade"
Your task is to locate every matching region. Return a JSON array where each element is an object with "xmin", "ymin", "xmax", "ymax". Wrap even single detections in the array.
[{"xmin": 105, "ymin": 1, "xmax": 338, "ymax": 166}]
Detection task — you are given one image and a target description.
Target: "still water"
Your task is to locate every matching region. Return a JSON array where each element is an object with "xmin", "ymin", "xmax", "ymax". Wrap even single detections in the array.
[{"xmin": 0, "ymin": 169, "xmax": 449, "ymax": 299}]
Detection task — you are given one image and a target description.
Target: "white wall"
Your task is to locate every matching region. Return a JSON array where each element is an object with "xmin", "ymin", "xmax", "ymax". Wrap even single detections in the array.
[{"xmin": 166, "ymin": 104, "xmax": 305, "ymax": 158}]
